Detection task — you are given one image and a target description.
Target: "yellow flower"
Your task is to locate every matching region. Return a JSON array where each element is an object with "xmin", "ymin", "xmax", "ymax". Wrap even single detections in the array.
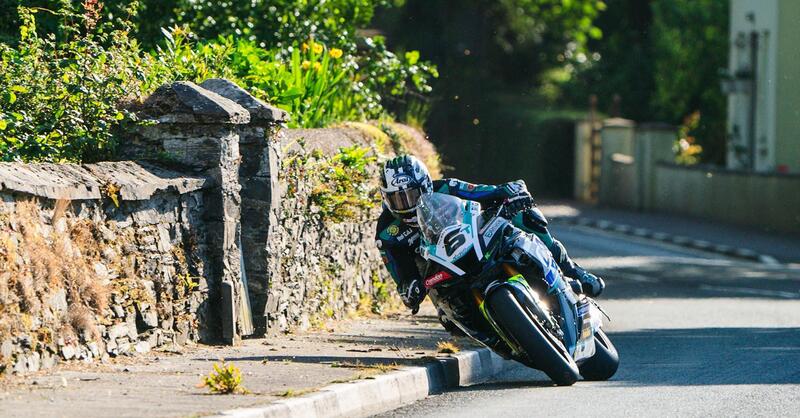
[
  {"xmin": 329, "ymin": 48, "xmax": 343, "ymax": 59},
  {"xmin": 313, "ymin": 62, "xmax": 322, "ymax": 71},
  {"xmin": 312, "ymin": 42, "xmax": 324, "ymax": 54},
  {"xmin": 302, "ymin": 43, "xmax": 309, "ymax": 52},
  {"xmin": 302, "ymin": 60, "xmax": 311, "ymax": 70}
]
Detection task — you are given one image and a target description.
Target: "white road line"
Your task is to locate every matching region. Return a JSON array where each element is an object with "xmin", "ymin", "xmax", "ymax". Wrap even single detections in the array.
[{"xmin": 698, "ymin": 285, "xmax": 800, "ymax": 299}]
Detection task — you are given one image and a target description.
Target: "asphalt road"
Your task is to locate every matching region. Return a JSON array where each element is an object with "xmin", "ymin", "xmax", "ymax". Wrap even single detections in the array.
[{"xmin": 379, "ymin": 224, "xmax": 800, "ymax": 417}]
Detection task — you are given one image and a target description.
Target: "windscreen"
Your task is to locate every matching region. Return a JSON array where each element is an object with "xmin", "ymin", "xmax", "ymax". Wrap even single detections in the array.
[{"xmin": 416, "ymin": 193, "xmax": 464, "ymax": 243}]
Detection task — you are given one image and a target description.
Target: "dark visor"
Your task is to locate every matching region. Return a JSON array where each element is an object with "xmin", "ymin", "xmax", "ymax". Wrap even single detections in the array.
[{"xmin": 385, "ymin": 188, "xmax": 423, "ymax": 213}]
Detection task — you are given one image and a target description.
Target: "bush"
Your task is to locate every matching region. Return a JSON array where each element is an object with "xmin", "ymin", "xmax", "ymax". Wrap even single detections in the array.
[
  {"xmin": 0, "ymin": 3, "xmax": 148, "ymax": 162},
  {"xmin": 154, "ymin": 30, "xmax": 380, "ymax": 128},
  {"xmin": 153, "ymin": 28, "xmax": 436, "ymax": 129},
  {"xmin": 0, "ymin": 2, "xmax": 436, "ymax": 162}
]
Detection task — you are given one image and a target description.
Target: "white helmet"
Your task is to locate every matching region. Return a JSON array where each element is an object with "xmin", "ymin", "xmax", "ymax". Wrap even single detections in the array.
[{"xmin": 380, "ymin": 155, "xmax": 433, "ymax": 222}]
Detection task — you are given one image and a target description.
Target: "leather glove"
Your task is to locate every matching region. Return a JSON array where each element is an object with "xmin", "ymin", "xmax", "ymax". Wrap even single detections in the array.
[
  {"xmin": 505, "ymin": 193, "xmax": 533, "ymax": 216},
  {"xmin": 401, "ymin": 279, "xmax": 426, "ymax": 315}
]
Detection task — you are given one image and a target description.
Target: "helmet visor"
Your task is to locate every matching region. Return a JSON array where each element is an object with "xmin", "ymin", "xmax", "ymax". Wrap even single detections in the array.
[{"xmin": 384, "ymin": 187, "xmax": 423, "ymax": 214}]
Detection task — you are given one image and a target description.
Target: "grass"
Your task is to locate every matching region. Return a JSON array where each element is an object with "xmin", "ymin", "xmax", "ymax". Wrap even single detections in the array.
[
  {"xmin": 276, "ymin": 387, "xmax": 316, "ymax": 397},
  {"xmin": 436, "ymin": 341, "xmax": 460, "ymax": 354},
  {"xmin": 327, "ymin": 361, "xmax": 401, "ymax": 384},
  {"xmin": 330, "ymin": 360, "xmax": 400, "ymax": 373},
  {"xmin": 198, "ymin": 361, "xmax": 249, "ymax": 394}
]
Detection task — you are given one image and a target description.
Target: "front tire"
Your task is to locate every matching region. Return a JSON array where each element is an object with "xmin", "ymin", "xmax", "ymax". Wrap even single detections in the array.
[
  {"xmin": 579, "ymin": 329, "xmax": 619, "ymax": 381},
  {"xmin": 487, "ymin": 287, "xmax": 580, "ymax": 386}
]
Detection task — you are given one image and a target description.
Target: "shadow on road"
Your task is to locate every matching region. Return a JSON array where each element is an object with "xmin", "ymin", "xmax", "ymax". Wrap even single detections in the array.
[
  {"xmin": 594, "ymin": 261, "xmax": 800, "ymax": 301},
  {"xmin": 453, "ymin": 327, "xmax": 800, "ymax": 393},
  {"xmin": 608, "ymin": 327, "xmax": 800, "ymax": 386}
]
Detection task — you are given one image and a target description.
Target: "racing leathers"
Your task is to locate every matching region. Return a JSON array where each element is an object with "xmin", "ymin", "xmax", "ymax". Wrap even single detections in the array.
[{"xmin": 375, "ymin": 178, "xmax": 601, "ymax": 312}]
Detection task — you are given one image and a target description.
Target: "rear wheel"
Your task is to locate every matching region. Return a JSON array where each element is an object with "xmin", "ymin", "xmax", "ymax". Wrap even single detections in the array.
[
  {"xmin": 579, "ymin": 329, "xmax": 619, "ymax": 381},
  {"xmin": 487, "ymin": 287, "xmax": 580, "ymax": 386}
]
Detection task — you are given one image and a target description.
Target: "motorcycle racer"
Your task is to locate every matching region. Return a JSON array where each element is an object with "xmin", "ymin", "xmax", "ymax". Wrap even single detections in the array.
[{"xmin": 375, "ymin": 155, "xmax": 605, "ymax": 313}]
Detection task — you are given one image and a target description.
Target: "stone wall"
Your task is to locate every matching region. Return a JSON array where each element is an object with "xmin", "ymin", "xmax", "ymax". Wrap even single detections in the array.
[
  {"xmin": 0, "ymin": 78, "xmax": 441, "ymax": 373},
  {"xmin": 263, "ymin": 128, "xmax": 389, "ymax": 333},
  {"xmin": 262, "ymin": 124, "xmax": 441, "ymax": 333},
  {"xmin": 0, "ymin": 162, "xmax": 210, "ymax": 373}
]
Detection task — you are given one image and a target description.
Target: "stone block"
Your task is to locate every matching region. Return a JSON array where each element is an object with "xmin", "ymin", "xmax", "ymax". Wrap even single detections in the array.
[
  {"xmin": 200, "ymin": 78, "xmax": 288, "ymax": 125},
  {"xmin": 137, "ymin": 81, "xmax": 250, "ymax": 125}
]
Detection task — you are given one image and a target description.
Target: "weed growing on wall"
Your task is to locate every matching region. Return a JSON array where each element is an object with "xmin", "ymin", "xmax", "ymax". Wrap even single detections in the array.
[
  {"xmin": 283, "ymin": 141, "xmax": 380, "ymax": 223},
  {"xmin": 310, "ymin": 145, "xmax": 379, "ymax": 222},
  {"xmin": 0, "ymin": 201, "xmax": 110, "ymax": 349},
  {"xmin": 0, "ymin": 197, "xmax": 206, "ymax": 373}
]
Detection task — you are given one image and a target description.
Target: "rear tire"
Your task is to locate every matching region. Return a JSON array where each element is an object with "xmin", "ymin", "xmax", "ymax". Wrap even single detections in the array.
[
  {"xmin": 487, "ymin": 287, "xmax": 580, "ymax": 386},
  {"xmin": 579, "ymin": 329, "xmax": 619, "ymax": 381}
]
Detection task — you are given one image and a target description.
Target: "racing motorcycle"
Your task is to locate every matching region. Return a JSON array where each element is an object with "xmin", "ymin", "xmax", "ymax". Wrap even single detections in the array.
[{"xmin": 416, "ymin": 192, "xmax": 619, "ymax": 386}]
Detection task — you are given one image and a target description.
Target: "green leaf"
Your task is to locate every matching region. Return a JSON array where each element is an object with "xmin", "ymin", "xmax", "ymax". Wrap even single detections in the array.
[
  {"xmin": 0, "ymin": 120, "xmax": 7, "ymax": 130},
  {"xmin": 10, "ymin": 86, "xmax": 29, "ymax": 93},
  {"xmin": 115, "ymin": 112, "xmax": 125, "ymax": 120},
  {"xmin": 405, "ymin": 50, "xmax": 420, "ymax": 65},
  {"xmin": 161, "ymin": 27, "xmax": 175, "ymax": 45},
  {"xmin": 6, "ymin": 92, "xmax": 16, "ymax": 104},
  {"xmin": 280, "ymin": 86, "xmax": 304, "ymax": 101}
]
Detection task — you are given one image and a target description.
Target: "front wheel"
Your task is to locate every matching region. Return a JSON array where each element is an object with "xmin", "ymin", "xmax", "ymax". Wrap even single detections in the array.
[
  {"xmin": 579, "ymin": 329, "xmax": 619, "ymax": 381},
  {"xmin": 487, "ymin": 287, "xmax": 580, "ymax": 386}
]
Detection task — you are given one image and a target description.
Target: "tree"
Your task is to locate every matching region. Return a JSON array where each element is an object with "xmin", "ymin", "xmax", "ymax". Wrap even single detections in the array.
[{"xmin": 650, "ymin": 0, "xmax": 728, "ymax": 164}]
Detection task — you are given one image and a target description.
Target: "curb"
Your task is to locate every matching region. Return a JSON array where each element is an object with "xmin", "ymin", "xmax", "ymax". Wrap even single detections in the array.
[
  {"xmin": 213, "ymin": 348, "xmax": 512, "ymax": 418},
  {"xmin": 553, "ymin": 216, "xmax": 780, "ymax": 265}
]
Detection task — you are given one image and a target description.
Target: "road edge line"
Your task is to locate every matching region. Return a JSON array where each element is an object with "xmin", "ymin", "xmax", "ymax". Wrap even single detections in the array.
[{"xmin": 552, "ymin": 216, "xmax": 782, "ymax": 265}]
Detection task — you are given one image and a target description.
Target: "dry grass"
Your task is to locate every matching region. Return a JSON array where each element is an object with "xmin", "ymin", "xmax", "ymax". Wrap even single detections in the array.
[
  {"xmin": 0, "ymin": 199, "xmax": 118, "ymax": 346},
  {"xmin": 330, "ymin": 360, "xmax": 400, "ymax": 373},
  {"xmin": 436, "ymin": 341, "xmax": 460, "ymax": 354},
  {"xmin": 276, "ymin": 387, "xmax": 316, "ymax": 398},
  {"xmin": 328, "ymin": 360, "xmax": 400, "ymax": 383},
  {"xmin": 382, "ymin": 122, "xmax": 444, "ymax": 178}
]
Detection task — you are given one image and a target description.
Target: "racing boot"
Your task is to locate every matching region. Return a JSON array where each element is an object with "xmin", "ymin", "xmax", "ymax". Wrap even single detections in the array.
[
  {"xmin": 571, "ymin": 266, "xmax": 605, "ymax": 297},
  {"xmin": 550, "ymin": 239, "xmax": 605, "ymax": 297}
]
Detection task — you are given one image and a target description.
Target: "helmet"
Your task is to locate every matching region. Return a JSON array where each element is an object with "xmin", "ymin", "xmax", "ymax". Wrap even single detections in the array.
[{"xmin": 380, "ymin": 155, "xmax": 433, "ymax": 222}]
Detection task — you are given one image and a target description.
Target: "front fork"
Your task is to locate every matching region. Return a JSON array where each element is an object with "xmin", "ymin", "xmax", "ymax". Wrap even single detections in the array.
[{"xmin": 477, "ymin": 264, "xmax": 579, "ymax": 359}]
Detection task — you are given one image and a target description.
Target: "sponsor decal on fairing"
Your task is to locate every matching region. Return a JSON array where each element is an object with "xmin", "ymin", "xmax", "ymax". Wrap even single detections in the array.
[{"xmin": 424, "ymin": 270, "xmax": 453, "ymax": 288}]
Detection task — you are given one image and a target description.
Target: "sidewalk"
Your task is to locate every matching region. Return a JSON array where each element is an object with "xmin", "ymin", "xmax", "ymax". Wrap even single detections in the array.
[
  {"xmin": 0, "ymin": 304, "xmax": 467, "ymax": 418},
  {"xmin": 540, "ymin": 200, "xmax": 800, "ymax": 265}
]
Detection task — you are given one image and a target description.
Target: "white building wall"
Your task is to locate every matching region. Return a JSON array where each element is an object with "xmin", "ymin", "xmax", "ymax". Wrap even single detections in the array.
[{"xmin": 726, "ymin": 0, "xmax": 778, "ymax": 172}]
